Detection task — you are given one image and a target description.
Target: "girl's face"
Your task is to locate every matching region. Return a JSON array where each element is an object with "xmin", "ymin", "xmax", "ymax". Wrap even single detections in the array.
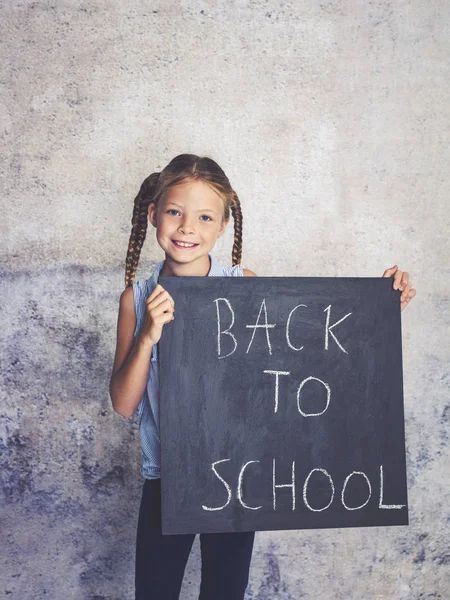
[{"xmin": 148, "ymin": 179, "xmax": 229, "ymax": 266}]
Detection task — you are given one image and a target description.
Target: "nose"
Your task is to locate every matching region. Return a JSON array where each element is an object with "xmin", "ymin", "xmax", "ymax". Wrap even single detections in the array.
[{"xmin": 178, "ymin": 216, "xmax": 195, "ymax": 235}]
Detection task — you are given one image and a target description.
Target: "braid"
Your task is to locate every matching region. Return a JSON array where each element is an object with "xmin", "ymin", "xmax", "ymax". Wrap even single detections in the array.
[
  {"xmin": 230, "ymin": 191, "xmax": 243, "ymax": 266},
  {"xmin": 124, "ymin": 172, "xmax": 160, "ymax": 288}
]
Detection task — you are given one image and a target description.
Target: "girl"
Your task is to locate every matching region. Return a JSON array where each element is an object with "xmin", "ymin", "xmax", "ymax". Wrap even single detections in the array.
[{"xmin": 109, "ymin": 153, "xmax": 416, "ymax": 600}]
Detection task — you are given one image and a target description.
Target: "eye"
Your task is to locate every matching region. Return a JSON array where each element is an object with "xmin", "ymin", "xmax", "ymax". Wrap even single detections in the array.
[
  {"xmin": 167, "ymin": 209, "xmax": 180, "ymax": 216},
  {"xmin": 200, "ymin": 215, "xmax": 213, "ymax": 222}
]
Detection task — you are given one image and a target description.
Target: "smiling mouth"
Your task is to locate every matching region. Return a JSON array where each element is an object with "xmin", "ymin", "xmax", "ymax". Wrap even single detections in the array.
[{"xmin": 172, "ymin": 240, "xmax": 199, "ymax": 249}]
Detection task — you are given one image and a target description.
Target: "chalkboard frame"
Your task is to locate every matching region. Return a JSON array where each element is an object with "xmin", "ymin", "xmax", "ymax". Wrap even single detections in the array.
[{"xmin": 158, "ymin": 276, "xmax": 409, "ymax": 535}]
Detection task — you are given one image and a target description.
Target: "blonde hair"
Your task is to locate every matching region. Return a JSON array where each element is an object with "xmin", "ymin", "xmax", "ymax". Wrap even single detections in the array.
[{"xmin": 124, "ymin": 153, "xmax": 243, "ymax": 288}]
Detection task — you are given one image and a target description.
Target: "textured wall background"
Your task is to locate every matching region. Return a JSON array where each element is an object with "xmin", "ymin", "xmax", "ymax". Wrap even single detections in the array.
[{"xmin": 1, "ymin": 1, "xmax": 449, "ymax": 599}]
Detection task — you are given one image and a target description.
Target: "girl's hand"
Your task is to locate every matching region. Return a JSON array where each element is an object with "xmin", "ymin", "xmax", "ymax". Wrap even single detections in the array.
[
  {"xmin": 141, "ymin": 284, "xmax": 175, "ymax": 346},
  {"xmin": 382, "ymin": 265, "xmax": 417, "ymax": 312}
]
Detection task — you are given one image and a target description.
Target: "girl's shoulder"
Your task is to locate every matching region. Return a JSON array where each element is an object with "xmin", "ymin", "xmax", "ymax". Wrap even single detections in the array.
[
  {"xmin": 221, "ymin": 265, "xmax": 257, "ymax": 277},
  {"xmin": 220, "ymin": 264, "xmax": 245, "ymax": 277},
  {"xmin": 131, "ymin": 271, "xmax": 160, "ymax": 322},
  {"xmin": 133, "ymin": 260, "xmax": 164, "ymax": 297},
  {"xmin": 210, "ymin": 255, "xmax": 256, "ymax": 278},
  {"xmin": 131, "ymin": 275, "xmax": 159, "ymax": 338},
  {"xmin": 132, "ymin": 277, "xmax": 156, "ymax": 298}
]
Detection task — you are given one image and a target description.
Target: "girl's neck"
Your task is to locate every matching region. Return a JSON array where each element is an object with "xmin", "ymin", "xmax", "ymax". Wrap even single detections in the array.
[{"xmin": 160, "ymin": 254, "xmax": 212, "ymax": 277}]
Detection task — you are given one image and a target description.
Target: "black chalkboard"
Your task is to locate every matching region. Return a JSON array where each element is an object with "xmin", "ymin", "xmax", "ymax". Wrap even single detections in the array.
[{"xmin": 158, "ymin": 277, "xmax": 408, "ymax": 535}]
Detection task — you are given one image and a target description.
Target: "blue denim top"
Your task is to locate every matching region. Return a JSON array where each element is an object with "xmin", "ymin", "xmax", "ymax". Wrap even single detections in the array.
[{"xmin": 132, "ymin": 254, "xmax": 245, "ymax": 479}]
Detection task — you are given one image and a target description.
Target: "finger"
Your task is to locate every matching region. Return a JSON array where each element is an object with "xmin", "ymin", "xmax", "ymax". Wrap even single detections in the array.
[
  {"xmin": 405, "ymin": 288, "xmax": 416, "ymax": 303},
  {"xmin": 382, "ymin": 265, "xmax": 398, "ymax": 278},
  {"xmin": 148, "ymin": 291, "xmax": 174, "ymax": 311},
  {"xmin": 147, "ymin": 288, "xmax": 175, "ymax": 311},
  {"xmin": 153, "ymin": 309, "xmax": 175, "ymax": 327},
  {"xmin": 400, "ymin": 282, "xmax": 412, "ymax": 303},
  {"xmin": 400, "ymin": 287, "xmax": 416, "ymax": 310},
  {"xmin": 150, "ymin": 298, "xmax": 174, "ymax": 315},
  {"xmin": 165, "ymin": 292, "xmax": 175, "ymax": 309},
  {"xmin": 149, "ymin": 298, "xmax": 173, "ymax": 318},
  {"xmin": 146, "ymin": 284, "xmax": 165, "ymax": 304},
  {"xmin": 399, "ymin": 271, "xmax": 409, "ymax": 291},
  {"xmin": 393, "ymin": 269, "xmax": 403, "ymax": 290},
  {"xmin": 156, "ymin": 311, "xmax": 175, "ymax": 326}
]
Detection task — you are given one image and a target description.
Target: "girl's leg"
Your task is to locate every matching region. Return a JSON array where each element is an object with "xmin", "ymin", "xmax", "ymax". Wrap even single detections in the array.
[
  {"xmin": 198, "ymin": 530, "xmax": 255, "ymax": 600},
  {"xmin": 135, "ymin": 478, "xmax": 195, "ymax": 600}
]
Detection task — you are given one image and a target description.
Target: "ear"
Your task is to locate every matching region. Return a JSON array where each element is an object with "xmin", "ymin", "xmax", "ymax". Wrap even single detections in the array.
[
  {"xmin": 218, "ymin": 218, "xmax": 229, "ymax": 238},
  {"xmin": 148, "ymin": 203, "xmax": 157, "ymax": 228}
]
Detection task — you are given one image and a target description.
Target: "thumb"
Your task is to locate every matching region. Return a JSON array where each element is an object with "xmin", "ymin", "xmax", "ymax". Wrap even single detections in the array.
[{"xmin": 382, "ymin": 264, "xmax": 398, "ymax": 278}]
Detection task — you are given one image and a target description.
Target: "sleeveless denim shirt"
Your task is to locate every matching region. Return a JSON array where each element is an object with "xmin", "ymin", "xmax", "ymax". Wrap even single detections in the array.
[{"xmin": 132, "ymin": 254, "xmax": 245, "ymax": 479}]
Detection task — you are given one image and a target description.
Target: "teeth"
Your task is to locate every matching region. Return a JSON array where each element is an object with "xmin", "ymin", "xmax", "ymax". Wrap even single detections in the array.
[{"xmin": 175, "ymin": 241, "xmax": 196, "ymax": 247}]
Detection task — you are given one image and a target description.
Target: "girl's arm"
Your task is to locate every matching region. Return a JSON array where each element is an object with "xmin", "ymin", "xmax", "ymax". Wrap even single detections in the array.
[
  {"xmin": 243, "ymin": 268, "xmax": 257, "ymax": 276},
  {"xmin": 109, "ymin": 283, "xmax": 175, "ymax": 418},
  {"xmin": 109, "ymin": 287, "xmax": 154, "ymax": 418}
]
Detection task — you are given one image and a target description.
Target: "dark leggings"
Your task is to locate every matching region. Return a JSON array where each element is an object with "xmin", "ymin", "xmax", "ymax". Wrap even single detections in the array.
[{"xmin": 135, "ymin": 478, "xmax": 255, "ymax": 600}]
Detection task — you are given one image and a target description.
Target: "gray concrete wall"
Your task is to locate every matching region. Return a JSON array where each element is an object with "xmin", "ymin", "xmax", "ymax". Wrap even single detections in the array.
[{"xmin": 1, "ymin": 1, "xmax": 449, "ymax": 598}]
